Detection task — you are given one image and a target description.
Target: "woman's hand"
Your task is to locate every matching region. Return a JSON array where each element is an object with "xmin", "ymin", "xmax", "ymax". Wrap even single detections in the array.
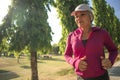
[
  {"xmin": 100, "ymin": 56, "xmax": 112, "ymax": 69},
  {"xmin": 79, "ymin": 56, "xmax": 88, "ymax": 71}
]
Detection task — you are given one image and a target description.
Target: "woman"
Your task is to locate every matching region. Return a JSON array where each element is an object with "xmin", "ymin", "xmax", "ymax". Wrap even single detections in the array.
[{"xmin": 64, "ymin": 4, "xmax": 118, "ymax": 80}]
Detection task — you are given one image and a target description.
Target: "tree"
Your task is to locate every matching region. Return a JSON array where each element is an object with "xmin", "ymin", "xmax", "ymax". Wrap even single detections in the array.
[
  {"xmin": 53, "ymin": 0, "xmax": 89, "ymax": 54},
  {"xmin": 52, "ymin": 44, "xmax": 59, "ymax": 55},
  {"xmin": 0, "ymin": 0, "xmax": 53, "ymax": 80},
  {"xmin": 0, "ymin": 38, "xmax": 9, "ymax": 57},
  {"xmin": 114, "ymin": 16, "xmax": 120, "ymax": 45},
  {"xmin": 92, "ymin": 0, "xmax": 120, "ymax": 45}
]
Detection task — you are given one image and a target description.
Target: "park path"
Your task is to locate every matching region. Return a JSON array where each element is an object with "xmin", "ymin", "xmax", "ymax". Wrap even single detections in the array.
[{"xmin": 108, "ymin": 60, "xmax": 120, "ymax": 80}]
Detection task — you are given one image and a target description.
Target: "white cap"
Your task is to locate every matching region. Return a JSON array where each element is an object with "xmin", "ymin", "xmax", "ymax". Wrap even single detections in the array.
[{"xmin": 71, "ymin": 4, "xmax": 92, "ymax": 16}]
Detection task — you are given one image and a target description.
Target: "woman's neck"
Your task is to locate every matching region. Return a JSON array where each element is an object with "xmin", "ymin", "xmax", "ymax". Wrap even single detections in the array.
[
  {"xmin": 81, "ymin": 26, "xmax": 92, "ymax": 40},
  {"xmin": 81, "ymin": 26, "xmax": 92, "ymax": 33}
]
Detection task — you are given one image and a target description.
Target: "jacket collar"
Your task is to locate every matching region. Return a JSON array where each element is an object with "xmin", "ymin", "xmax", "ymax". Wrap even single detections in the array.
[{"xmin": 77, "ymin": 26, "xmax": 101, "ymax": 32}]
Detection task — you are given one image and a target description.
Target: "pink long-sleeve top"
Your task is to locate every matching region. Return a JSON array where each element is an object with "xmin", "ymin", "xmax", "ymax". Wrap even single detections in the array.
[{"xmin": 64, "ymin": 27, "xmax": 118, "ymax": 78}]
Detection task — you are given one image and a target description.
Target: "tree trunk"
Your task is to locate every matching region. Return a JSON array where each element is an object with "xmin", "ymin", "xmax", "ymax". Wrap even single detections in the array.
[
  {"xmin": 17, "ymin": 57, "xmax": 20, "ymax": 64},
  {"xmin": 30, "ymin": 51, "xmax": 38, "ymax": 80}
]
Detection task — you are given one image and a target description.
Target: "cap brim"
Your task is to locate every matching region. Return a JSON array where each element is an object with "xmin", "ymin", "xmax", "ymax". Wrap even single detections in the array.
[
  {"xmin": 71, "ymin": 10, "xmax": 91, "ymax": 16},
  {"xmin": 71, "ymin": 11, "xmax": 80, "ymax": 16}
]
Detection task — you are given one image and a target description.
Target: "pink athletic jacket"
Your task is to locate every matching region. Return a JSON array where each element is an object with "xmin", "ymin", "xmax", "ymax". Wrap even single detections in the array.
[{"xmin": 64, "ymin": 27, "xmax": 118, "ymax": 78}]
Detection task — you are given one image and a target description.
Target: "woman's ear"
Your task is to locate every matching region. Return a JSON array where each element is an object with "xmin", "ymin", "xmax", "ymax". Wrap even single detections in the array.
[{"xmin": 90, "ymin": 13, "xmax": 94, "ymax": 22}]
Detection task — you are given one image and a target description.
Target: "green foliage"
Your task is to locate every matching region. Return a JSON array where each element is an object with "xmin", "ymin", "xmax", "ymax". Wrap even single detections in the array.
[
  {"xmin": 57, "ymin": 68, "xmax": 74, "ymax": 76},
  {"xmin": 92, "ymin": 0, "xmax": 108, "ymax": 28},
  {"xmin": 52, "ymin": 44, "xmax": 59, "ymax": 55},
  {"xmin": 0, "ymin": 0, "xmax": 52, "ymax": 52},
  {"xmin": 54, "ymin": 0, "xmax": 89, "ymax": 54},
  {"xmin": 0, "ymin": 38, "xmax": 9, "ymax": 53},
  {"xmin": 92, "ymin": 0, "xmax": 120, "ymax": 45}
]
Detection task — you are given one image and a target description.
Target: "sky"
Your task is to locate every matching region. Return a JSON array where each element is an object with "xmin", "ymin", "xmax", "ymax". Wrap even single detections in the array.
[
  {"xmin": 0, "ymin": 0, "xmax": 11, "ymax": 24},
  {"xmin": 0, "ymin": 0, "xmax": 120, "ymax": 44},
  {"xmin": 47, "ymin": 7, "xmax": 62, "ymax": 45}
]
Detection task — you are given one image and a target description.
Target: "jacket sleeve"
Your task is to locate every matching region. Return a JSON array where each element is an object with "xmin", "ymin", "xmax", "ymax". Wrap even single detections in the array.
[
  {"xmin": 64, "ymin": 32, "xmax": 80, "ymax": 70},
  {"xmin": 104, "ymin": 30, "xmax": 118, "ymax": 65}
]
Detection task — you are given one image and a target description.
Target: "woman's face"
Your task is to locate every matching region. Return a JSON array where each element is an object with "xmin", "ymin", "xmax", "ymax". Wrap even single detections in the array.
[{"xmin": 74, "ymin": 11, "xmax": 91, "ymax": 28}]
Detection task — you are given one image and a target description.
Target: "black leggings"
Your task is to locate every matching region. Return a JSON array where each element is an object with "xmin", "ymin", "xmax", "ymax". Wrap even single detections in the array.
[{"xmin": 77, "ymin": 71, "xmax": 109, "ymax": 80}]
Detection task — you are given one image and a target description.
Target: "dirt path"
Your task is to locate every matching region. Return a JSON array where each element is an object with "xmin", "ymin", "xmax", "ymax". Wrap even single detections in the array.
[{"xmin": 108, "ymin": 60, "xmax": 120, "ymax": 80}]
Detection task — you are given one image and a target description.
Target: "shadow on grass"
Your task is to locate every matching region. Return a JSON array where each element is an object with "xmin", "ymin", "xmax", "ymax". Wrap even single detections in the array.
[
  {"xmin": 38, "ymin": 57, "xmax": 65, "ymax": 62},
  {"xmin": 20, "ymin": 65, "xmax": 31, "ymax": 69},
  {"xmin": 50, "ymin": 58, "xmax": 65, "ymax": 62},
  {"xmin": 0, "ymin": 70, "xmax": 9, "ymax": 73},
  {"xmin": 56, "ymin": 68, "xmax": 74, "ymax": 76},
  {"xmin": 108, "ymin": 66, "xmax": 120, "ymax": 76},
  {"xmin": 0, "ymin": 70, "xmax": 19, "ymax": 80},
  {"xmin": 37, "ymin": 60, "xmax": 46, "ymax": 63}
]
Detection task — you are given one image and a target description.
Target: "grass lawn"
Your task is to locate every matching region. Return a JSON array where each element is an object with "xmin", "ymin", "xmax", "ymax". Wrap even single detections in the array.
[
  {"xmin": 0, "ymin": 55, "xmax": 76, "ymax": 80},
  {"xmin": 0, "ymin": 53, "xmax": 119, "ymax": 80}
]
